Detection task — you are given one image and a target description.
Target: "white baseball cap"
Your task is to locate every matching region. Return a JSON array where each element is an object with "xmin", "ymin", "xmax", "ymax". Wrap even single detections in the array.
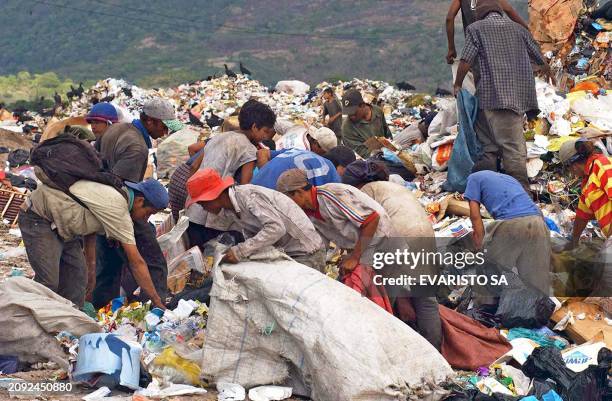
[{"xmin": 308, "ymin": 127, "xmax": 338, "ymax": 152}]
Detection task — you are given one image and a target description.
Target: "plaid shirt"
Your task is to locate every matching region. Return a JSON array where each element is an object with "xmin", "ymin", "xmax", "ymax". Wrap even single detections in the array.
[{"xmin": 460, "ymin": 13, "xmax": 545, "ymax": 114}]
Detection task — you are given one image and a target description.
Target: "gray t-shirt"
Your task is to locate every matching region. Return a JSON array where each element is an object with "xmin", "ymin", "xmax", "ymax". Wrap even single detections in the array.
[
  {"xmin": 185, "ymin": 131, "xmax": 257, "ymax": 225},
  {"xmin": 323, "ymin": 98, "xmax": 343, "ymax": 137}
]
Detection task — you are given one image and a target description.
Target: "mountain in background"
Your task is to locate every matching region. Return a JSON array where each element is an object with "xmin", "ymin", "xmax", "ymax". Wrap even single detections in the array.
[{"xmin": 0, "ymin": 0, "xmax": 527, "ymax": 92}]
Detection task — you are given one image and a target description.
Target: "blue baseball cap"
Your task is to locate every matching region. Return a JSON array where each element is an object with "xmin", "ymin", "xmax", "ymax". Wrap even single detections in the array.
[{"xmin": 125, "ymin": 179, "xmax": 169, "ymax": 210}]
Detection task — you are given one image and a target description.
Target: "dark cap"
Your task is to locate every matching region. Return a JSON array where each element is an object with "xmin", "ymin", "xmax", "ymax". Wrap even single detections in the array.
[
  {"xmin": 323, "ymin": 146, "xmax": 357, "ymax": 168},
  {"xmin": 341, "ymin": 89, "xmax": 365, "ymax": 116}
]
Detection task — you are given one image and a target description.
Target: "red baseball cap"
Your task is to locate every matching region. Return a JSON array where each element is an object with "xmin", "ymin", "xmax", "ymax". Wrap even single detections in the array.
[{"xmin": 186, "ymin": 168, "xmax": 234, "ymax": 208}]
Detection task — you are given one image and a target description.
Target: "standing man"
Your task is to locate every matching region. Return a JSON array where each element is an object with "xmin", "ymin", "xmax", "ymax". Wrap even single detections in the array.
[
  {"xmin": 446, "ymin": 0, "xmax": 528, "ymax": 64},
  {"xmin": 341, "ymin": 89, "xmax": 392, "ymax": 159},
  {"xmin": 322, "ymin": 88, "xmax": 343, "ymax": 141},
  {"xmin": 186, "ymin": 169, "xmax": 326, "ymax": 270},
  {"xmin": 94, "ymin": 98, "xmax": 182, "ymax": 308},
  {"xmin": 453, "ymin": 0, "xmax": 554, "ymax": 191}
]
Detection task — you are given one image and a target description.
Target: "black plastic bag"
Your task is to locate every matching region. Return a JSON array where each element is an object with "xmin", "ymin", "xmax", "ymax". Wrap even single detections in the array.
[
  {"xmin": 444, "ymin": 390, "xmax": 519, "ymax": 401},
  {"xmin": 465, "ymin": 304, "xmax": 501, "ymax": 328},
  {"xmin": 494, "ymin": 288, "xmax": 555, "ymax": 328},
  {"xmin": 522, "ymin": 346, "xmax": 611, "ymax": 401},
  {"xmin": 7, "ymin": 149, "xmax": 30, "ymax": 167}
]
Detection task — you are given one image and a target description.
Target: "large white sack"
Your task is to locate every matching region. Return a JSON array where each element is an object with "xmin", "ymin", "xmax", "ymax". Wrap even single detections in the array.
[
  {"xmin": 156, "ymin": 127, "xmax": 200, "ymax": 178},
  {"xmin": 201, "ymin": 258, "xmax": 452, "ymax": 401},
  {"xmin": 0, "ymin": 277, "xmax": 102, "ymax": 370},
  {"xmin": 275, "ymin": 80, "xmax": 310, "ymax": 95}
]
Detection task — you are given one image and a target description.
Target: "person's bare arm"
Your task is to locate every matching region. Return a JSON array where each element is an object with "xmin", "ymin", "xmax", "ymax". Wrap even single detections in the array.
[
  {"xmin": 569, "ymin": 216, "xmax": 589, "ymax": 249},
  {"xmin": 256, "ymin": 149, "xmax": 271, "ymax": 168},
  {"xmin": 500, "ymin": 0, "xmax": 528, "ymax": 29},
  {"xmin": 328, "ymin": 112, "xmax": 342, "ymax": 124},
  {"xmin": 446, "ymin": 0, "xmax": 461, "ymax": 64},
  {"xmin": 84, "ymin": 234, "xmax": 97, "ymax": 302},
  {"xmin": 342, "ymin": 213, "xmax": 380, "ymax": 271},
  {"xmin": 453, "ymin": 60, "xmax": 471, "ymax": 96},
  {"xmin": 189, "ymin": 152, "xmax": 205, "ymax": 175},
  {"xmin": 121, "ymin": 243, "xmax": 165, "ymax": 309},
  {"xmin": 239, "ymin": 161, "xmax": 256, "ymax": 184},
  {"xmin": 188, "ymin": 142, "xmax": 205, "ymax": 156},
  {"xmin": 469, "ymin": 200, "xmax": 485, "ymax": 250}
]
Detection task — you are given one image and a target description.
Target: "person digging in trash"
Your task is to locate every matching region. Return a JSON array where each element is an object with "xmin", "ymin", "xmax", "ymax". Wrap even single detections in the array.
[
  {"xmin": 277, "ymin": 168, "xmax": 442, "ymax": 349},
  {"xmin": 560, "ymin": 138, "xmax": 612, "ymax": 296},
  {"xmin": 393, "ymin": 111, "xmax": 437, "ymax": 150},
  {"xmin": 183, "ymin": 99, "xmax": 277, "ymax": 248},
  {"xmin": 321, "ymin": 87, "xmax": 343, "ymax": 141},
  {"xmin": 341, "ymin": 88, "xmax": 392, "ymax": 159},
  {"xmin": 253, "ymin": 147, "xmax": 341, "ymax": 189},
  {"xmin": 276, "ymin": 125, "xmax": 338, "ymax": 156},
  {"xmin": 341, "ymin": 159, "xmax": 443, "ymax": 349},
  {"xmin": 464, "ymin": 170, "xmax": 551, "ymax": 296},
  {"xmin": 94, "ymin": 98, "xmax": 182, "ymax": 309},
  {"xmin": 453, "ymin": 0, "xmax": 555, "ymax": 192},
  {"xmin": 19, "ymin": 178, "xmax": 169, "ymax": 309},
  {"xmin": 186, "ymin": 168, "xmax": 327, "ymax": 271},
  {"xmin": 445, "ymin": 0, "xmax": 528, "ymax": 65}
]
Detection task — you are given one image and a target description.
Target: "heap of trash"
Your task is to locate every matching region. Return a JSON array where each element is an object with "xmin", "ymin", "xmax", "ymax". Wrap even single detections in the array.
[{"xmin": 0, "ymin": 1, "xmax": 611, "ymax": 400}]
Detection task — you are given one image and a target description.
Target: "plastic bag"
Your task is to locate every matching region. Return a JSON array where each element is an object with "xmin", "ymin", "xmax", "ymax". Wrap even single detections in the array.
[
  {"xmin": 167, "ymin": 247, "xmax": 205, "ymax": 294},
  {"xmin": 157, "ymin": 216, "xmax": 189, "ymax": 263},
  {"xmin": 156, "ymin": 128, "xmax": 200, "ymax": 178},
  {"xmin": 495, "ymin": 288, "xmax": 555, "ymax": 329},
  {"xmin": 150, "ymin": 347, "xmax": 202, "ymax": 385},
  {"xmin": 431, "ymin": 143, "xmax": 453, "ymax": 172}
]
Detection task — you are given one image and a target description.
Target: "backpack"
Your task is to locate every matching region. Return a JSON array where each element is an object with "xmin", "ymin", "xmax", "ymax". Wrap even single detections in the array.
[{"xmin": 30, "ymin": 133, "xmax": 126, "ymax": 207}]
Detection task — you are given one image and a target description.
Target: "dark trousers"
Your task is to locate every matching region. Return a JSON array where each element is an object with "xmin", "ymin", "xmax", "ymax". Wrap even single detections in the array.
[
  {"xmin": 92, "ymin": 220, "xmax": 168, "ymax": 309},
  {"xmin": 18, "ymin": 208, "xmax": 87, "ymax": 307}
]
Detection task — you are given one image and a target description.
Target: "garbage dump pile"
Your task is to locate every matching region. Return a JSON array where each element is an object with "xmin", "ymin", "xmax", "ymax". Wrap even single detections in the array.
[{"xmin": 0, "ymin": 2, "xmax": 611, "ymax": 400}]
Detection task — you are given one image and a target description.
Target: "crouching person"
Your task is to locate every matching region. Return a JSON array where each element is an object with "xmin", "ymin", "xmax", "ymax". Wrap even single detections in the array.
[
  {"xmin": 277, "ymin": 168, "xmax": 442, "ymax": 349},
  {"xmin": 185, "ymin": 168, "xmax": 326, "ymax": 271},
  {"xmin": 19, "ymin": 178, "xmax": 169, "ymax": 309}
]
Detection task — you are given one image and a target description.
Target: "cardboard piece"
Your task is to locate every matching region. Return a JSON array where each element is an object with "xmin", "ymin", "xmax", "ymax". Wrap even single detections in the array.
[{"xmin": 551, "ymin": 301, "xmax": 612, "ymax": 348}]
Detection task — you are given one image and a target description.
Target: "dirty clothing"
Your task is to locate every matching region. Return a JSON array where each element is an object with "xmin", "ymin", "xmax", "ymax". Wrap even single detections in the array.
[
  {"xmin": 18, "ymin": 208, "xmax": 87, "ymax": 307},
  {"xmin": 306, "ymin": 183, "xmax": 394, "ymax": 254},
  {"xmin": 323, "ymin": 97, "xmax": 343, "ymax": 139},
  {"xmin": 472, "ymin": 109, "xmax": 530, "ymax": 189},
  {"xmin": 576, "ymin": 154, "xmax": 612, "ymax": 238},
  {"xmin": 28, "ymin": 180, "xmax": 135, "ymax": 244},
  {"xmin": 252, "ymin": 149, "xmax": 341, "ymax": 190},
  {"xmin": 168, "ymin": 163, "xmax": 192, "ymax": 222},
  {"xmin": 464, "ymin": 171, "xmax": 540, "ymax": 220},
  {"xmin": 205, "ymin": 185, "xmax": 324, "ymax": 263},
  {"xmin": 483, "ymin": 215, "xmax": 551, "ymax": 294},
  {"xmin": 461, "ymin": 13, "xmax": 545, "ymax": 114},
  {"xmin": 276, "ymin": 126, "xmax": 310, "ymax": 151},
  {"xmin": 92, "ymin": 220, "xmax": 168, "ymax": 309},
  {"xmin": 341, "ymin": 105, "xmax": 392, "ymax": 159},
  {"xmin": 185, "ymin": 131, "xmax": 257, "ymax": 226},
  {"xmin": 98, "ymin": 122, "xmax": 149, "ymax": 182}
]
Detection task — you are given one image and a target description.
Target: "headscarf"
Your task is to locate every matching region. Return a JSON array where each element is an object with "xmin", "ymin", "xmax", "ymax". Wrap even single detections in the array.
[{"xmin": 342, "ymin": 160, "xmax": 389, "ymax": 187}]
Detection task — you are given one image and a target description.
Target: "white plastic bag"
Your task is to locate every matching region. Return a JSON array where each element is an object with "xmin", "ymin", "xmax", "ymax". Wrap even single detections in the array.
[{"xmin": 156, "ymin": 127, "xmax": 200, "ymax": 178}]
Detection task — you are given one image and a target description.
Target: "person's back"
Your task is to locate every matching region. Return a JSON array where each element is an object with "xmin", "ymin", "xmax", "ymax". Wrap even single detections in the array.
[
  {"xmin": 464, "ymin": 13, "xmax": 541, "ymax": 114},
  {"xmin": 99, "ymin": 122, "xmax": 148, "ymax": 182},
  {"xmin": 464, "ymin": 170, "xmax": 539, "ymax": 220},
  {"xmin": 252, "ymin": 148, "xmax": 340, "ymax": 189}
]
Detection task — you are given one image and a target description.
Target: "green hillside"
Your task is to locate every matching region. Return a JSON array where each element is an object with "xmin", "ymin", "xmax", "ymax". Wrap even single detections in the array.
[{"xmin": 0, "ymin": 0, "xmax": 528, "ymax": 93}]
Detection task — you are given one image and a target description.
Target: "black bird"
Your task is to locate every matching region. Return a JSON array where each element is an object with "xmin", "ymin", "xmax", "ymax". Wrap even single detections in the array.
[
  {"xmin": 53, "ymin": 92, "xmax": 61, "ymax": 106},
  {"xmin": 224, "ymin": 64, "xmax": 237, "ymax": 79},
  {"xmin": 435, "ymin": 87, "xmax": 453, "ymax": 97},
  {"xmin": 396, "ymin": 81, "xmax": 416, "ymax": 91},
  {"xmin": 121, "ymin": 86, "xmax": 133, "ymax": 97},
  {"xmin": 66, "ymin": 85, "xmax": 76, "ymax": 100},
  {"xmin": 205, "ymin": 110, "xmax": 224, "ymax": 128},
  {"xmin": 188, "ymin": 111, "xmax": 205, "ymax": 127},
  {"xmin": 76, "ymin": 82, "xmax": 85, "ymax": 98},
  {"xmin": 100, "ymin": 94, "xmax": 115, "ymax": 103},
  {"xmin": 239, "ymin": 62, "xmax": 252, "ymax": 76}
]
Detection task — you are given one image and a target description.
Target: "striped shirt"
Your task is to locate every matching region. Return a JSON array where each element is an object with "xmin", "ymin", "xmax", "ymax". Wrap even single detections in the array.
[
  {"xmin": 576, "ymin": 154, "xmax": 612, "ymax": 238},
  {"xmin": 306, "ymin": 183, "xmax": 394, "ymax": 250}
]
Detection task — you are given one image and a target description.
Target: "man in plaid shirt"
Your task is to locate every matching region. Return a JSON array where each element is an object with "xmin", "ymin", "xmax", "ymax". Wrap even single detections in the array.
[{"xmin": 453, "ymin": 0, "xmax": 554, "ymax": 192}]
